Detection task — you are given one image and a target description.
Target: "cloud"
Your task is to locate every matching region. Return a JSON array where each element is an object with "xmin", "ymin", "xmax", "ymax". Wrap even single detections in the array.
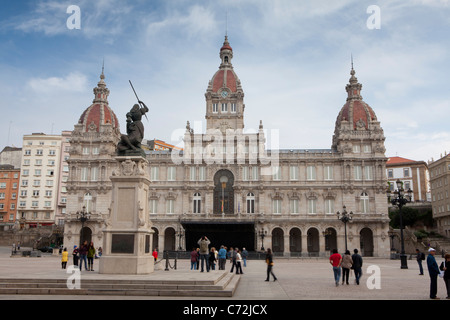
[{"xmin": 28, "ymin": 72, "xmax": 88, "ymax": 93}]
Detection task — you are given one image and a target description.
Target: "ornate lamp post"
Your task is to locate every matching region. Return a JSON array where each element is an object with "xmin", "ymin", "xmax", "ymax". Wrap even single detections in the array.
[
  {"xmin": 258, "ymin": 228, "xmax": 267, "ymax": 251},
  {"xmin": 386, "ymin": 179, "xmax": 412, "ymax": 269},
  {"xmin": 337, "ymin": 205, "xmax": 353, "ymax": 252},
  {"xmin": 76, "ymin": 206, "xmax": 90, "ymax": 246}
]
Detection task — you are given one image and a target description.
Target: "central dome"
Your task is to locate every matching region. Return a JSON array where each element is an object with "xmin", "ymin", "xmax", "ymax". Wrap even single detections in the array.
[
  {"xmin": 78, "ymin": 72, "xmax": 119, "ymax": 132},
  {"xmin": 335, "ymin": 68, "xmax": 377, "ymax": 130}
]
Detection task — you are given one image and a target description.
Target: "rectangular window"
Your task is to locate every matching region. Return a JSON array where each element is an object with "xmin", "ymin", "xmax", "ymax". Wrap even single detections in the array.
[
  {"xmin": 242, "ymin": 166, "xmax": 249, "ymax": 181},
  {"xmin": 403, "ymin": 168, "xmax": 410, "ymax": 177},
  {"xmin": 273, "ymin": 199, "xmax": 282, "ymax": 214},
  {"xmin": 190, "ymin": 167, "xmax": 196, "ymax": 181},
  {"xmin": 290, "ymin": 166, "xmax": 298, "ymax": 180},
  {"xmin": 199, "ymin": 167, "xmax": 206, "ymax": 181},
  {"xmin": 167, "ymin": 167, "xmax": 176, "ymax": 181},
  {"xmin": 365, "ymin": 166, "xmax": 373, "ymax": 180},
  {"xmin": 325, "ymin": 199, "xmax": 334, "ymax": 214},
  {"xmin": 307, "ymin": 166, "xmax": 316, "ymax": 180},
  {"xmin": 212, "ymin": 103, "xmax": 218, "ymax": 113},
  {"xmin": 166, "ymin": 199, "xmax": 174, "ymax": 214},
  {"xmin": 149, "ymin": 200, "xmax": 158, "ymax": 214},
  {"xmin": 91, "ymin": 167, "xmax": 98, "ymax": 181},
  {"xmin": 81, "ymin": 168, "xmax": 89, "ymax": 181},
  {"xmin": 151, "ymin": 167, "xmax": 159, "ymax": 181},
  {"xmin": 354, "ymin": 166, "xmax": 362, "ymax": 180},
  {"xmin": 388, "ymin": 169, "xmax": 393, "ymax": 178},
  {"xmin": 231, "ymin": 103, "xmax": 236, "ymax": 113},
  {"xmin": 290, "ymin": 199, "xmax": 299, "ymax": 214},
  {"xmin": 308, "ymin": 199, "xmax": 317, "ymax": 214},
  {"xmin": 272, "ymin": 166, "xmax": 281, "ymax": 180},
  {"xmin": 251, "ymin": 166, "xmax": 259, "ymax": 181},
  {"xmin": 221, "ymin": 103, "xmax": 227, "ymax": 112},
  {"xmin": 324, "ymin": 165, "xmax": 333, "ymax": 180}
]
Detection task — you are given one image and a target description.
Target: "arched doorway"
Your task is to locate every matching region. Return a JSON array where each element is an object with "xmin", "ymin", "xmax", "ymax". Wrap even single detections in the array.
[
  {"xmin": 360, "ymin": 228, "xmax": 374, "ymax": 256},
  {"xmin": 307, "ymin": 228, "xmax": 320, "ymax": 256},
  {"xmin": 80, "ymin": 226, "xmax": 92, "ymax": 246},
  {"xmin": 289, "ymin": 228, "xmax": 302, "ymax": 253},
  {"xmin": 164, "ymin": 227, "xmax": 176, "ymax": 251},
  {"xmin": 324, "ymin": 227, "xmax": 337, "ymax": 253},
  {"xmin": 213, "ymin": 170, "xmax": 234, "ymax": 214},
  {"xmin": 272, "ymin": 228, "xmax": 284, "ymax": 253}
]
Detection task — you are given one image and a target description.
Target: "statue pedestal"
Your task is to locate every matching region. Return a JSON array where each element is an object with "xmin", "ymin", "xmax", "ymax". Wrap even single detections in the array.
[{"xmin": 99, "ymin": 156, "xmax": 154, "ymax": 274}]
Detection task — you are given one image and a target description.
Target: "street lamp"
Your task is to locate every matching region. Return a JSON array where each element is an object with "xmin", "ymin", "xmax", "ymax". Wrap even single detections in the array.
[
  {"xmin": 337, "ymin": 205, "xmax": 353, "ymax": 252},
  {"xmin": 258, "ymin": 228, "xmax": 267, "ymax": 251},
  {"xmin": 76, "ymin": 206, "xmax": 90, "ymax": 246},
  {"xmin": 386, "ymin": 179, "xmax": 412, "ymax": 269}
]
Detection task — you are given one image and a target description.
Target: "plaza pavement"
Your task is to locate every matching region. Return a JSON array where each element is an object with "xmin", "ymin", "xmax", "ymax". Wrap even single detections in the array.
[{"xmin": 0, "ymin": 246, "xmax": 448, "ymax": 301}]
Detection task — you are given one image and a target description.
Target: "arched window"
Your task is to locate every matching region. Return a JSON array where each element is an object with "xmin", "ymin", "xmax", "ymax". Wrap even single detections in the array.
[
  {"xmin": 360, "ymin": 192, "xmax": 369, "ymax": 213},
  {"xmin": 246, "ymin": 192, "xmax": 255, "ymax": 214},
  {"xmin": 193, "ymin": 193, "xmax": 201, "ymax": 214}
]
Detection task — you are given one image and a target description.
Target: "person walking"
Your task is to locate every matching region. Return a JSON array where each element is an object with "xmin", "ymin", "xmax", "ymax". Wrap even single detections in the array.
[
  {"xmin": 79, "ymin": 241, "xmax": 88, "ymax": 271},
  {"xmin": 61, "ymin": 248, "xmax": 69, "ymax": 269},
  {"xmin": 72, "ymin": 245, "xmax": 79, "ymax": 266},
  {"xmin": 242, "ymin": 247, "xmax": 248, "ymax": 267},
  {"xmin": 218, "ymin": 245, "xmax": 227, "ymax": 270},
  {"xmin": 265, "ymin": 248, "xmax": 277, "ymax": 281},
  {"xmin": 351, "ymin": 249, "xmax": 363, "ymax": 285},
  {"xmin": 87, "ymin": 242, "xmax": 96, "ymax": 271},
  {"xmin": 440, "ymin": 253, "xmax": 450, "ymax": 299},
  {"xmin": 426, "ymin": 247, "xmax": 440, "ymax": 299},
  {"xmin": 152, "ymin": 248, "xmax": 158, "ymax": 262},
  {"xmin": 235, "ymin": 249, "xmax": 244, "ymax": 274},
  {"xmin": 416, "ymin": 248, "xmax": 425, "ymax": 275},
  {"xmin": 190, "ymin": 247, "xmax": 199, "ymax": 270},
  {"xmin": 341, "ymin": 250, "xmax": 353, "ymax": 285},
  {"xmin": 197, "ymin": 236, "xmax": 211, "ymax": 272},
  {"xmin": 230, "ymin": 247, "xmax": 237, "ymax": 273},
  {"xmin": 209, "ymin": 247, "xmax": 217, "ymax": 271},
  {"xmin": 329, "ymin": 249, "xmax": 342, "ymax": 287}
]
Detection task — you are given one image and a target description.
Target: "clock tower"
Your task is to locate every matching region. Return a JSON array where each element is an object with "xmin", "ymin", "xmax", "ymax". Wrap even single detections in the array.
[{"xmin": 205, "ymin": 36, "xmax": 245, "ymax": 132}]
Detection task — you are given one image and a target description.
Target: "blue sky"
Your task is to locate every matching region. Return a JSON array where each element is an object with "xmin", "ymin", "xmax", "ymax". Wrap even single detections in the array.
[{"xmin": 0, "ymin": 0, "xmax": 449, "ymax": 163}]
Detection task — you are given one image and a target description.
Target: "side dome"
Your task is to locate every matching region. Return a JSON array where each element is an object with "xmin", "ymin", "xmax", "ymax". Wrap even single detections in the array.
[
  {"xmin": 77, "ymin": 72, "xmax": 119, "ymax": 132},
  {"xmin": 206, "ymin": 36, "xmax": 242, "ymax": 94}
]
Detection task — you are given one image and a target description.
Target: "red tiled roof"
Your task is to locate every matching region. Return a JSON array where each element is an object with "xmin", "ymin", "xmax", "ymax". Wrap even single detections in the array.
[{"xmin": 386, "ymin": 156, "xmax": 415, "ymax": 164}]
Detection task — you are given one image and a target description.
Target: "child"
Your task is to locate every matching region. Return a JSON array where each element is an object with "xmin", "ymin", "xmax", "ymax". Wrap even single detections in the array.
[{"xmin": 61, "ymin": 248, "xmax": 69, "ymax": 269}]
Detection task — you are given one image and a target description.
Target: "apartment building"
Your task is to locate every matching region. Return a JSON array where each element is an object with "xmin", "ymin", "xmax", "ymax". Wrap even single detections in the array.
[
  {"xmin": 0, "ymin": 165, "xmax": 20, "ymax": 229},
  {"xmin": 429, "ymin": 153, "xmax": 450, "ymax": 237},
  {"xmin": 18, "ymin": 133, "xmax": 62, "ymax": 227}
]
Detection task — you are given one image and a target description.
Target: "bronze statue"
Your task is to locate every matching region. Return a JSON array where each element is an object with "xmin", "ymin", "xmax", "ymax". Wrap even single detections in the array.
[{"xmin": 117, "ymin": 100, "xmax": 149, "ymax": 157}]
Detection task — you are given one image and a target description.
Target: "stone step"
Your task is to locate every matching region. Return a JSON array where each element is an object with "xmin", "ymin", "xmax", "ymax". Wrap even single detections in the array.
[{"xmin": 0, "ymin": 272, "xmax": 240, "ymax": 297}]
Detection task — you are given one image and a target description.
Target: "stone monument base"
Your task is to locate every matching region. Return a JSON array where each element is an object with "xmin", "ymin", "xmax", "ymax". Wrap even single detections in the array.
[
  {"xmin": 98, "ymin": 156, "xmax": 154, "ymax": 275},
  {"xmin": 99, "ymin": 254, "xmax": 154, "ymax": 274}
]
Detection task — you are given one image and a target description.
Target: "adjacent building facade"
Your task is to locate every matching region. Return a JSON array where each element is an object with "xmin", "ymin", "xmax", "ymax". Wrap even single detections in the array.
[
  {"xmin": 63, "ymin": 37, "xmax": 391, "ymax": 257},
  {"xmin": 0, "ymin": 165, "xmax": 20, "ymax": 229},
  {"xmin": 429, "ymin": 154, "xmax": 450, "ymax": 237},
  {"xmin": 17, "ymin": 133, "xmax": 63, "ymax": 228},
  {"xmin": 386, "ymin": 156, "xmax": 431, "ymax": 202}
]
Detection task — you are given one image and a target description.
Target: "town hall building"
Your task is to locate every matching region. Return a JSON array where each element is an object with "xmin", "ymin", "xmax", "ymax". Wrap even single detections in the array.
[{"xmin": 63, "ymin": 37, "xmax": 391, "ymax": 257}]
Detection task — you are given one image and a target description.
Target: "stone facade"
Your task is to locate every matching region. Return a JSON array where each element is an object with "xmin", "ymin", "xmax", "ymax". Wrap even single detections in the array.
[{"xmin": 63, "ymin": 38, "xmax": 391, "ymax": 258}]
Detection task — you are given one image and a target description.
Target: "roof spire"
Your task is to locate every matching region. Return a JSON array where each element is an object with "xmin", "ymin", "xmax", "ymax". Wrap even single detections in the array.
[{"xmin": 345, "ymin": 57, "xmax": 362, "ymax": 101}]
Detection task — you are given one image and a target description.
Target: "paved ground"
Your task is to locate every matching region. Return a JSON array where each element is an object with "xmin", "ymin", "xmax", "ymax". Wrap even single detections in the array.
[{"xmin": 0, "ymin": 246, "xmax": 448, "ymax": 302}]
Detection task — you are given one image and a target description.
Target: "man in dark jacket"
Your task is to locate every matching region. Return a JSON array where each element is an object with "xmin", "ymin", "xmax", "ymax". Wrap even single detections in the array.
[
  {"xmin": 352, "ymin": 249, "xmax": 363, "ymax": 285},
  {"xmin": 426, "ymin": 248, "xmax": 440, "ymax": 299}
]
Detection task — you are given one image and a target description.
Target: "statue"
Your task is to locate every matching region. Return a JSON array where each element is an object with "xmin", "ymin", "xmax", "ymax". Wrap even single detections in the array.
[{"xmin": 117, "ymin": 100, "xmax": 149, "ymax": 157}]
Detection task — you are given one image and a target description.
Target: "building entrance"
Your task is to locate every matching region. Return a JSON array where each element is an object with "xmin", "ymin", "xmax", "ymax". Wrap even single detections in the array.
[{"xmin": 183, "ymin": 222, "xmax": 255, "ymax": 251}]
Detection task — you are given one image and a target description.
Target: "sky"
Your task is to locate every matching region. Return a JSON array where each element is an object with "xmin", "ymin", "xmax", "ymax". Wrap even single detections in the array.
[{"xmin": 0, "ymin": 0, "xmax": 449, "ymax": 163}]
